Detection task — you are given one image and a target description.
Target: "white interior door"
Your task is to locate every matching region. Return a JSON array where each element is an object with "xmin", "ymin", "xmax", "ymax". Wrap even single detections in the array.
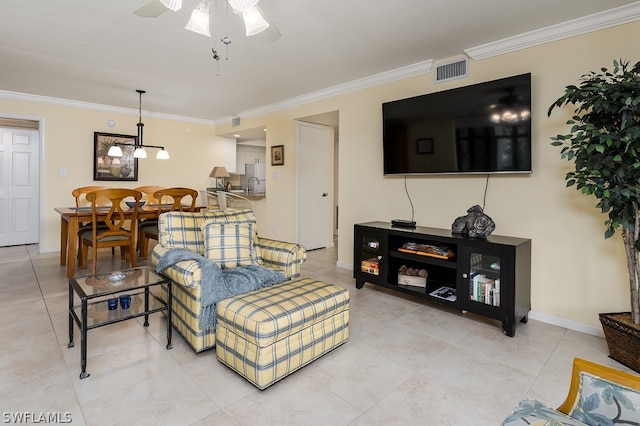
[
  {"xmin": 0, "ymin": 127, "xmax": 40, "ymax": 246},
  {"xmin": 297, "ymin": 121, "xmax": 333, "ymax": 250}
]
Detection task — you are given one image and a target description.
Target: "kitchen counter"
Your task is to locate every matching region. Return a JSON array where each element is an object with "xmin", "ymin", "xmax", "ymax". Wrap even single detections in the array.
[{"xmin": 226, "ymin": 189, "xmax": 265, "ymax": 200}]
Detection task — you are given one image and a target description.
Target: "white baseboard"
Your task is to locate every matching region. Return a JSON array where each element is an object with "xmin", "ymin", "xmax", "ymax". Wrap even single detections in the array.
[
  {"xmin": 336, "ymin": 261, "xmax": 351, "ymax": 270},
  {"xmin": 528, "ymin": 310, "xmax": 603, "ymax": 337}
]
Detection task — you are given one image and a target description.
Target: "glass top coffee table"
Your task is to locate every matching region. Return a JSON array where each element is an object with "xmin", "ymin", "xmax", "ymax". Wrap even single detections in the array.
[{"xmin": 68, "ymin": 266, "xmax": 172, "ymax": 379}]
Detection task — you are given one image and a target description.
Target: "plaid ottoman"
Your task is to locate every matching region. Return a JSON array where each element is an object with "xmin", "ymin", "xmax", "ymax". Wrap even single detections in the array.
[{"xmin": 215, "ymin": 278, "xmax": 350, "ymax": 389}]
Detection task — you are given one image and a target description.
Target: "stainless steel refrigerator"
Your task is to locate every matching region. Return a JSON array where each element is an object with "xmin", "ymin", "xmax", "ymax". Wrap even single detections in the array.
[{"xmin": 242, "ymin": 162, "xmax": 266, "ymax": 194}]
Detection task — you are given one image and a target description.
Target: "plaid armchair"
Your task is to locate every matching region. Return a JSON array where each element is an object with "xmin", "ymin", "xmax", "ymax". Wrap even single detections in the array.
[{"xmin": 151, "ymin": 209, "xmax": 306, "ymax": 352}]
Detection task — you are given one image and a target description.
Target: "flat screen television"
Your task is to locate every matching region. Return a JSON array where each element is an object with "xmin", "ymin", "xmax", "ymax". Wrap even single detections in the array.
[{"xmin": 383, "ymin": 73, "xmax": 532, "ymax": 175}]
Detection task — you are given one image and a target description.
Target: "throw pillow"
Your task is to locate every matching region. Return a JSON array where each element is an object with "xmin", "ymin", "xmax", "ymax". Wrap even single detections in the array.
[
  {"xmin": 205, "ymin": 209, "xmax": 262, "ymax": 263},
  {"xmin": 202, "ymin": 221, "xmax": 258, "ymax": 268}
]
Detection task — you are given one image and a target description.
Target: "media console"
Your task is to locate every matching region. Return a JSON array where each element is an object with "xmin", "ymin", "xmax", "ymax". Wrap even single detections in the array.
[{"xmin": 354, "ymin": 222, "xmax": 531, "ymax": 336}]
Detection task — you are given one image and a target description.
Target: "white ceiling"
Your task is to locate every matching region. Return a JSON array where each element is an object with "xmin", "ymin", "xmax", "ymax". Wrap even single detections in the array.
[{"xmin": 0, "ymin": 0, "xmax": 638, "ymax": 123}]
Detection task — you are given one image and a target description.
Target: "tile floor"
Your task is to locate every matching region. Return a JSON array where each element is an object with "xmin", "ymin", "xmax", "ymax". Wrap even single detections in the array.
[{"xmin": 0, "ymin": 243, "xmax": 634, "ymax": 425}]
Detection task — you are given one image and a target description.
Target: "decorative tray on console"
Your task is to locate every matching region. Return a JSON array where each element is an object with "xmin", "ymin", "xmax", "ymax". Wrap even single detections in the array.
[{"xmin": 398, "ymin": 242, "xmax": 455, "ymax": 260}]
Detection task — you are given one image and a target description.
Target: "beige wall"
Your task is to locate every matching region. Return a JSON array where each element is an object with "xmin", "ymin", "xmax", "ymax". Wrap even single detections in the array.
[
  {"xmin": 1, "ymin": 20, "xmax": 637, "ymax": 331},
  {"xmin": 0, "ymin": 97, "xmax": 220, "ymax": 253},
  {"xmin": 217, "ymin": 21, "xmax": 640, "ymax": 331}
]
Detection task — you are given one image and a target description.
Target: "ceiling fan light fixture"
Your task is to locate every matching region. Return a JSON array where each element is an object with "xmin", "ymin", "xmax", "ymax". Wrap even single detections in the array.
[
  {"xmin": 160, "ymin": 0, "xmax": 182, "ymax": 11},
  {"xmin": 185, "ymin": 1, "xmax": 211, "ymax": 37},
  {"xmin": 228, "ymin": 0, "xmax": 259, "ymax": 13},
  {"xmin": 241, "ymin": 6, "xmax": 269, "ymax": 36}
]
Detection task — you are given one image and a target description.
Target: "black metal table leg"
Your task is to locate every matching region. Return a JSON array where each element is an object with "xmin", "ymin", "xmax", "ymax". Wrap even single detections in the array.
[
  {"xmin": 166, "ymin": 281, "xmax": 173, "ymax": 350},
  {"xmin": 143, "ymin": 286, "xmax": 150, "ymax": 326},
  {"xmin": 67, "ymin": 283, "xmax": 75, "ymax": 348},
  {"xmin": 80, "ymin": 298, "xmax": 90, "ymax": 379}
]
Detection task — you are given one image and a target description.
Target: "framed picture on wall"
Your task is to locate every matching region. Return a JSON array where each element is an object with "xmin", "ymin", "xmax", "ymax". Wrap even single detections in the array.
[
  {"xmin": 271, "ymin": 145, "xmax": 284, "ymax": 166},
  {"xmin": 416, "ymin": 138, "xmax": 434, "ymax": 154},
  {"xmin": 93, "ymin": 132, "xmax": 138, "ymax": 181}
]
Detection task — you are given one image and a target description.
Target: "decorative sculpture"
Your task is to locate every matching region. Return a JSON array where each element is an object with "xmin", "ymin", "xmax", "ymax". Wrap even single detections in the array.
[{"xmin": 451, "ymin": 205, "xmax": 495, "ymax": 239}]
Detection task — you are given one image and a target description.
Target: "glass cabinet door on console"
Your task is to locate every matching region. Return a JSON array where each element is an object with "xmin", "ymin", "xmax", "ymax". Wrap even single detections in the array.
[
  {"xmin": 354, "ymin": 227, "xmax": 387, "ymax": 288},
  {"xmin": 459, "ymin": 244, "xmax": 528, "ymax": 337},
  {"xmin": 464, "ymin": 250, "xmax": 504, "ymax": 309}
]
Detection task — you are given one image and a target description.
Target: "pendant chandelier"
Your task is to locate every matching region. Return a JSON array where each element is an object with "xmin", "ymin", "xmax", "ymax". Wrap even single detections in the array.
[{"xmin": 107, "ymin": 90, "xmax": 170, "ymax": 160}]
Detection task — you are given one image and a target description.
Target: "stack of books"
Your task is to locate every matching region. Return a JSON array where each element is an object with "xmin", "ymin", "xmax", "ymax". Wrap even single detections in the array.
[
  {"xmin": 361, "ymin": 258, "xmax": 379, "ymax": 276},
  {"xmin": 470, "ymin": 274, "xmax": 500, "ymax": 306}
]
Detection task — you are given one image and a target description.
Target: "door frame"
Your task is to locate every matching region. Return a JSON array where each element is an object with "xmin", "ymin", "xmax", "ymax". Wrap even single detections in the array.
[{"xmin": 296, "ymin": 120, "xmax": 335, "ymax": 250}]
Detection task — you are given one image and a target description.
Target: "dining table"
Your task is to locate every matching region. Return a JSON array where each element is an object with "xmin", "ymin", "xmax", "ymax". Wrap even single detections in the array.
[{"xmin": 55, "ymin": 204, "xmax": 201, "ymax": 278}]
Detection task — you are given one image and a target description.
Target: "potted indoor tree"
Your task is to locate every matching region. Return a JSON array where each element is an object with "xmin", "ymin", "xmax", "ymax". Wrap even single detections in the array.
[{"xmin": 548, "ymin": 58, "xmax": 640, "ymax": 373}]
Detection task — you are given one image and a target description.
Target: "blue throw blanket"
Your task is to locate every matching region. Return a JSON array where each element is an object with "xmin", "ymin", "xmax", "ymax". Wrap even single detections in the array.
[{"xmin": 155, "ymin": 248, "xmax": 286, "ymax": 331}]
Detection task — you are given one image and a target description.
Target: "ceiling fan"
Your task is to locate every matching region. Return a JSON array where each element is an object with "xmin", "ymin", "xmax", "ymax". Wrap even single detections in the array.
[
  {"xmin": 133, "ymin": 0, "xmax": 181, "ymax": 18},
  {"xmin": 133, "ymin": 0, "xmax": 280, "ymax": 41}
]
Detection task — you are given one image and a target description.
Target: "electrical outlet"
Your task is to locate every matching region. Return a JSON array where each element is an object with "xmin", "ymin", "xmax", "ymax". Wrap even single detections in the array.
[
  {"xmin": 272, "ymin": 226, "xmax": 277, "ymax": 234},
  {"xmin": 59, "ymin": 168, "xmax": 67, "ymax": 177}
]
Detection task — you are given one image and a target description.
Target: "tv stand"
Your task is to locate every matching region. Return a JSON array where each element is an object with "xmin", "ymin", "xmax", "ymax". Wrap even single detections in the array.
[{"xmin": 354, "ymin": 222, "xmax": 531, "ymax": 336}]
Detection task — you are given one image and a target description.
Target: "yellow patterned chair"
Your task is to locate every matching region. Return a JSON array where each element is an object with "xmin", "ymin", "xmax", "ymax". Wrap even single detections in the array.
[
  {"xmin": 502, "ymin": 358, "xmax": 640, "ymax": 425},
  {"xmin": 150, "ymin": 209, "xmax": 307, "ymax": 353}
]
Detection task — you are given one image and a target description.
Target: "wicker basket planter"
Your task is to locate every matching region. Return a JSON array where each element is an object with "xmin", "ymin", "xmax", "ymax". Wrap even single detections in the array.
[{"xmin": 599, "ymin": 312, "xmax": 640, "ymax": 374}]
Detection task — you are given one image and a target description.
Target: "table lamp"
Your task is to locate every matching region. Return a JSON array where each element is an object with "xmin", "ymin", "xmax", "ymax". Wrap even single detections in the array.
[{"xmin": 210, "ymin": 166, "xmax": 230, "ymax": 190}]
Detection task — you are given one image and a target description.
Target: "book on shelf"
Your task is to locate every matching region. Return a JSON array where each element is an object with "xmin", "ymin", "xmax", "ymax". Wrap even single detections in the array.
[{"xmin": 429, "ymin": 286, "xmax": 457, "ymax": 302}]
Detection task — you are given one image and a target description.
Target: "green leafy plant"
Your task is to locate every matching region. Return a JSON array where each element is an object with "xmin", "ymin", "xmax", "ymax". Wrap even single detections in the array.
[{"xmin": 548, "ymin": 59, "xmax": 640, "ymax": 325}]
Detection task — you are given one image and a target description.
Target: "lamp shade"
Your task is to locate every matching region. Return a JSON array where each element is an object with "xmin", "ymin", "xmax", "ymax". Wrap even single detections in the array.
[
  {"xmin": 185, "ymin": 1, "xmax": 211, "ymax": 37},
  {"xmin": 156, "ymin": 149, "xmax": 170, "ymax": 160},
  {"xmin": 228, "ymin": 0, "xmax": 259, "ymax": 12},
  {"xmin": 133, "ymin": 147, "xmax": 148, "ymax": 158},
  {"xmin": 210, "ymin": 166, "xmax": 231, "ymax": 178},
  {"xmin": 107, "ymin": 145, "xmax": 123, "ymax": 157},
  {"xmin": 241, "ymin": 6, "xmax": 269, "ymax": 36}
]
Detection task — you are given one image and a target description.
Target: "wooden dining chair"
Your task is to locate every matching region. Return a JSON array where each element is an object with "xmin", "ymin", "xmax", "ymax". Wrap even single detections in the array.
[
  {"xmin": 79, "ymin": 188, "xmax": 142, "ymax": 275},
  {"xmin": 133, "ymin": 185, "xmax": 165, "ymax": 205},
  {"xmin": 72, "ymin": 185, "xmax": 111, "ymax": 261},
  {"xmin": 139, "ymin": 187, "xmax": 199, "ymax": 259},
  {"xmin": 133, "ymin": 185, "xmax": 165, "ymax": 253}
]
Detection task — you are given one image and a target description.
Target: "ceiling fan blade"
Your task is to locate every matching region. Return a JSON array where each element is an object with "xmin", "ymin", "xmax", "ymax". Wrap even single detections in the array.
[
  {"xmin": 133, "ymin": 0, "xmax": 169, "ymax": 18},
  {"xmin": 254, "ymin": 5, "xmax": 281, "ymax": 42}
]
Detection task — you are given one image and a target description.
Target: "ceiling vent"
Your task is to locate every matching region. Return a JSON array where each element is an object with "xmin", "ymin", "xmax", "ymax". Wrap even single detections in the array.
[
  {"xmin": 231, "ymin": 116, "xmax": 241, "ymax": 127},
  {"xmin": 435, "ymin": 59, "xmax": 468, "ymax": 83}
]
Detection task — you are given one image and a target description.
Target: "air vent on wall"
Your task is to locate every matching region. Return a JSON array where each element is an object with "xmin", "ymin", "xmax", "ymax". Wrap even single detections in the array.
[
  {"xmin": 435, "ymin": 59, "xmax": 468, "ymax": 83},
  {"xmin": 231, "ymin": 116, "xmax": 241, "ymax": 127}
]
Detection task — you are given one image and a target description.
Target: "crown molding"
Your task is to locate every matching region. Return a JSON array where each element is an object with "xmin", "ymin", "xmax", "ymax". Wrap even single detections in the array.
[
  {"xmin": 0, "ymin": 90, "xmax": 216, "ymax": 126},
  {"xmin": 218, "ymin": 59, "xmax": 435, "ymax": 124},
  {"xmin": 228, "ymin": 3, "xmax": 640, "ymax": 123},
  {"xmin": 465, "ymin": 2, "xmax": 640, "ymax": 60}
]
